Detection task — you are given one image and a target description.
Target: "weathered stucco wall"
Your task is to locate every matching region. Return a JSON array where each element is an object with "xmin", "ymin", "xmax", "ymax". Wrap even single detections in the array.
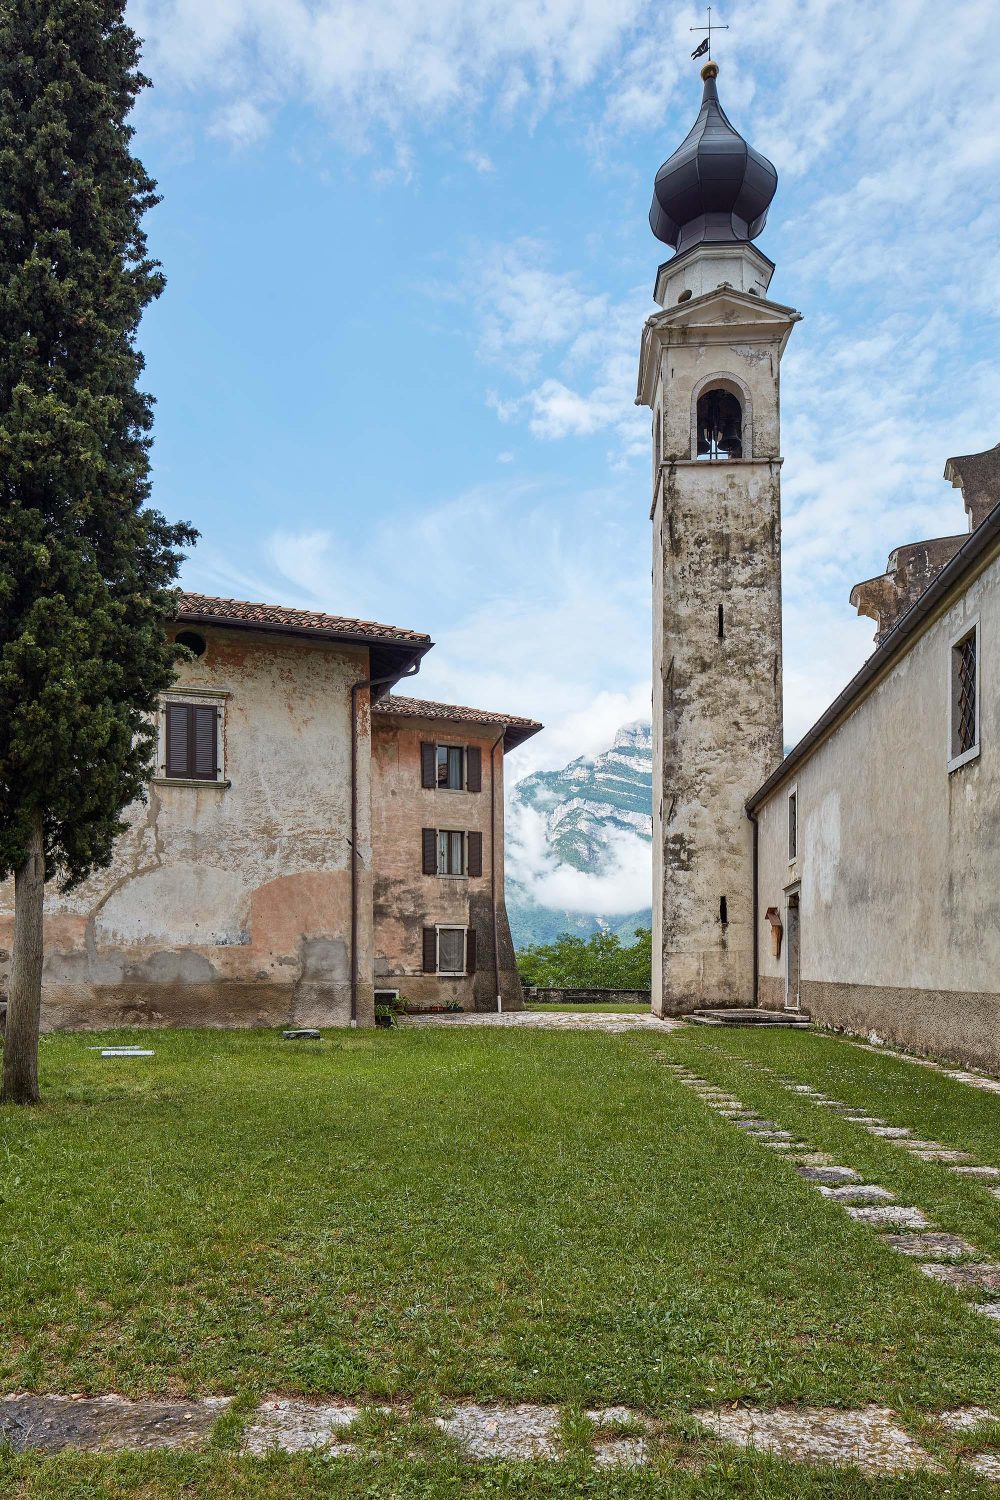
[
  {"xmin": 644, "ymin": 284, "xmax": 796, "ymax": 1017},
  {"xmin": 371, "ymin": 714, "xmax": 523, "ymax": 1011},
  {"xmin": 653, "ymin": 458, "xmax": 784, "ymax": 1012},
  {"xmin": 756, "ymin": 546, "xmax": 1000, "ymax": 1071},
  {"xmin": 0, "ymin": 628, "xmax": 375, "ymax": 1030}
]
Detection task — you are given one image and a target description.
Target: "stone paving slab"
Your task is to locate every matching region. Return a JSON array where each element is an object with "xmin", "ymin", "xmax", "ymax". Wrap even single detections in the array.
[
  {"xmin": 796, "ymin": 1165, "xmax": 861, "ymax": 1185},
  {"xmin": 921, "ymin": 1264, "xmax": 1000, "ymax": 1291},
  {"xmin": 401, "ymin": 1012, "xmax": 682, "ymax": 1033},
  {"xmin": 866, "ymin": 1126, "xmax": 912, "ymax": 1139},
  {"xmin": 974, "ymin": 1302, "xmax": 1000, "ymax": 1320},
  {"xmin": 910, "ymin": 1148, "xmax": 975, "ymax": 1163},
  {"xmin": 968, "ymin": 1453, "xmax": 1000, "ymax": 1479},
  {"xmin": 951, "ymin": 1166, "xmax": 1000, "ymax": 1180},
  {"xmin": 437, "ymin": 1404, "xmax": 559, "ymax": 1460},
  {"xmin": 884, "ymin": 1233, "xmax": 978, "ymax": 1260},
  {"xmin": 594, "ymin": 1435, "xmax": 648, "ymax": 1467},
  {"xmin": 845, "ymin": 1205, "xmax": 930, "ymax": 1229},
  {"xmin": 0, "ymin": 1394, "xmax": 231, "ymax": 1453},
  {"xmin": 819, "ymin": 1184, "xmax": 895, "ymax": 1202},
  {"xmin": 241, "ymin": 1398, "xmax": 362, "ymax": 1456},
  {"xmin": 936, "ymin": 1407, "xmax": 998, "ymax": 1433},
  {"xmin": 692, "ymin": 1406, "xmax": 937, "ymax": 1475}
]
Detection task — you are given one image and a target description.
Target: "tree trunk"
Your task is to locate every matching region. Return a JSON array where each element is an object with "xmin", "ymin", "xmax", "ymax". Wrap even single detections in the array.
[{"xmin": 2, "ymin": 811, "xmax": 45, "ymax": 1105}]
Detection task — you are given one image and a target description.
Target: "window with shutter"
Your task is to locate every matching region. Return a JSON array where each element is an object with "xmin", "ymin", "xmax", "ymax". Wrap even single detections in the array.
[
  {"xmin": 466, "ymin": 745, "xmax": 482, "ymax": 793},
  {"xmin": 436, "ymin": 744, "xmax": 465, "ymax": 790},
  {"xmin": 420, "ymin": 742, "xmax": 436, "ymax": 789},
  {"xmin": 163, "ymin": 701, "xmax": 220, "ymax": 782},
  {"xmin": 437, "ymin": 829, "xmax": 465, "ymax": 876},
  {"xmin": 465, "ymin": 927, "xmax": 477, "ymax": 974},
  {"xmin": 422, "ymin": 927, "xmax": 437, "ymax": 972},
  {"xmin": 467, "ymin": 830, "xmax": 483, "ymax": 878},
  {"xmin": 422, "ymin": 828, "xmax": 437, "ymax": 875},
  {"xmin": 437, "ymin": 927, "xmax": 466, "ymax": 975}
]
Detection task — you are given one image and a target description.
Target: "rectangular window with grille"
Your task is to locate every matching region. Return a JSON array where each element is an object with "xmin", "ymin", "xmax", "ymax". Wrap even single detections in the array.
[{"xmin": 949, "ymin": 621, "xmax": 980, "ymax": 771}]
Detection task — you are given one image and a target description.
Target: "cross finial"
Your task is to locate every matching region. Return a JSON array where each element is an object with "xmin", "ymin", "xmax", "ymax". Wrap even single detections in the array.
[{"xmin": 690, "ymin": 5, "xmax": 728, "ymax": 61}]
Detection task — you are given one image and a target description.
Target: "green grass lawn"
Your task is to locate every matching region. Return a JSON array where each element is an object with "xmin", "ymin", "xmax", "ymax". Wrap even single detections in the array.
[{"xmin": 1, "ymin": 1024, "xmax": 998, "ymax": 1497}]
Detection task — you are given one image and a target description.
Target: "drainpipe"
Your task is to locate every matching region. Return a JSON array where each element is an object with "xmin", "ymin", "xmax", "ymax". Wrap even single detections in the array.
[
  {"xmin": 748, "ymin": 808, "xmax": 759, "ymax": 1010},
  {"xmin": 350, "ymin": 660, "xmax": 421, "ymax": 1027},
  {"xmin": 489, "ymin": 729, "xmax": 506, "ymax": 1012}
]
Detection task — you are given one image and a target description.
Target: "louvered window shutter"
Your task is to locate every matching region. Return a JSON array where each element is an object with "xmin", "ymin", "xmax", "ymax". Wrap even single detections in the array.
[
  {"xmin": 420, "ymin": 742, "xmax": 436, "ymax": 789},
  {"xmin": 192, "ymin": 705, "xmax": 217, "ymax": 779},
  {"xmin": 422, "ymin": 828, "xmax": 437, "ymax": 876},
  {"xmin": 466, "ymin": 745, "xmax": 482, "ymax": 793},
  {"xmin": 465, "ymin": 928, "xmax": 476, "ymax": 974},
  {"xmin": 423, "ymin": 927, "xmax": 438, "ymax": 973},
  {"xmin": 165, "ymin": 704, "xmax": 189, "ymax": 778},
  {"xmin": 467, "ymin": 831, "xmax": 483, "ymax": 878}
]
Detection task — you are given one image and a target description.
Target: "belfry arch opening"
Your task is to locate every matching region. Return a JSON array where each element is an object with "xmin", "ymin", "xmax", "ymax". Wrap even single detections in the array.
[{"xmin": 696, "ymin": 385, "xmax": 744, "ymax": 461}]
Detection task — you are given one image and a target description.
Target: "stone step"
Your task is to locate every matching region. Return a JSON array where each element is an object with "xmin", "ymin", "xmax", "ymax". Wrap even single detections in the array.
[{"xmin": 688, "ymin": 1008, "xmax": 811, "ymax": 1028}]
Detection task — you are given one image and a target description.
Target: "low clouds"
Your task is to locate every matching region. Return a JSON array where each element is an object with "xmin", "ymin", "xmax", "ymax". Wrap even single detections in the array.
[
  {"xmin": 506, "ymin": 800, "xmax": 651, "ymax": 916},
  {"xmin": 191, "ymin": 478, "xmax": 651, "ymax": 786}
]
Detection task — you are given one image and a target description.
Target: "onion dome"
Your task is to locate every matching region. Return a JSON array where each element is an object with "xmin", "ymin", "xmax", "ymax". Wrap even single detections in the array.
[{"xmin": 649, "ymin": 61, "xmax": 777, "ymax": 256}]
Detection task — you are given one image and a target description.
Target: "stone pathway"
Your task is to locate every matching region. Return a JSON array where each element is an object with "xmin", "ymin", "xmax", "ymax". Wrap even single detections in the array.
[
  {"xmin": 5, "ymin": 1391, "xmax": 1000, "ymax": 1474},
  {"xmin": 400, "ymin": 1010, "xmax": 683, "ymax": 1034},
  {"xmin": 657, "ymin": 1060, "xmax": 1000, "ymax": 1325},
  {"xmin": 852, "ymin": 1042, "xmax": 1000, "ymax": 1095}
]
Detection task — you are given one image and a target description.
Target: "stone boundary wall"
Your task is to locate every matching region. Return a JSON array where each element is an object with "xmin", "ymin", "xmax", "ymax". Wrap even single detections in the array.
[{"xmin": 523, "ymin": 987, "xmax": 651, "ymax": 1005}]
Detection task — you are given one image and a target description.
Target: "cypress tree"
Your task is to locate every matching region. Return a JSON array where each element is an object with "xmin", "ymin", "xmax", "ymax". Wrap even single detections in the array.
[{"xmin": 0, "ymin": 1, "xmax": 195, "ymax": 1103}]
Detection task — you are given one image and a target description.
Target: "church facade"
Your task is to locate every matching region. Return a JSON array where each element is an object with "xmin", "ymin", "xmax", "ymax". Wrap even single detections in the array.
[{"xmin": 642, "ymin": 61, "xmax": 1000, "ymax": 1072}]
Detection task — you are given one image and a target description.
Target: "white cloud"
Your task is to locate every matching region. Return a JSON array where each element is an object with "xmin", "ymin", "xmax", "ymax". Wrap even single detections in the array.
[
  {"xmin": 468, "ymin": 239, "xmax": 648, "ymax": 459},
  {"xmin": 187, "ymin": 476, "xmax": 650, "ymax": 784},
  {"xmin": 208, "ymin": 99, "xmax": 271, "ymax": 148},
  {"xmin": 506, "ymin": 800, "xmax": 651, "ymax": 915},
  {"xmin": 130, "ymin": 0, "xmax": 647, "ymax": 140}
]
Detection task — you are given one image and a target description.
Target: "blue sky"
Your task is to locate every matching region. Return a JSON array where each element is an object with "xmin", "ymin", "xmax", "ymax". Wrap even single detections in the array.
[{"xmin": 130, "ymin": 0, "xmax": 1000, "ymax": 811}]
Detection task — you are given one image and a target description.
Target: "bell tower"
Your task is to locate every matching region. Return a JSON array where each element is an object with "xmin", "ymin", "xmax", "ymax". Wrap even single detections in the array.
[{"xmin": 637, "ymin": 60, "xmax": 801, "ymax": 1014}]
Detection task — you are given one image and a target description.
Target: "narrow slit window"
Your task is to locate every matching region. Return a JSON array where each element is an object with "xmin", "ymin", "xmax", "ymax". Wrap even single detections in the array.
[
  {"xmin": 719, "ymin": 895, "xmax": 728, "ymax": 925},
  {"xmin": 788, "ymin": 790, "xmax": 797, "ymax": 861},
  {"xmin": 718, "ymin": 603, "xmax": 725, "ymax": 638},
  {"xmin": 949, "ymin": 623, "xmax": 980, "ymax": 769}
]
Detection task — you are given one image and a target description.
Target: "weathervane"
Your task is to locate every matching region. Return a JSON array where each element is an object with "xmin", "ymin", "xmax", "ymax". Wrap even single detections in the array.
[{"xmin": 690, "ymin": 6, "xmax": 728, "ymax": 60}]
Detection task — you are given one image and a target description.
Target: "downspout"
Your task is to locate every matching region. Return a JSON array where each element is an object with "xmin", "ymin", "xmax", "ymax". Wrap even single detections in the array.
[
  {"xmin": 489, "ymin": 729, "xmax": 506, "ymax": 1012},
  {"xmin": 748, "ymin": 808, "xmax": 759, "ymax": 1010},
  {"xmin": 350, "ymin": 660, "xmax": 421, "ymax": 1027}
]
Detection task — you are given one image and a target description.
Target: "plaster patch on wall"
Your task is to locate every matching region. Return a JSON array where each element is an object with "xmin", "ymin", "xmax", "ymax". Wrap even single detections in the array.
[
  {"xmin": 94, "ymin": 864, "xmax": 250, "ymax": 947},
  {"xmin": 804, "ymin": 793, "xmax": 841, "ymax": 909}
]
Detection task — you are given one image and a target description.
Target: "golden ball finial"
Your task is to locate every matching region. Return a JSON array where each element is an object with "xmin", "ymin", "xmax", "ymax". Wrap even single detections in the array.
[{"xmin": 701, "ymin": 60, "xmax": 719, "ymax": 80}]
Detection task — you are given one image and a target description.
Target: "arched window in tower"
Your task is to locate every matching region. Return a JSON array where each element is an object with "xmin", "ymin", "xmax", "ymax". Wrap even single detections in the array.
[{"xmin": 696, "ymin": 387, "xmax": 743, "ymax": 461}]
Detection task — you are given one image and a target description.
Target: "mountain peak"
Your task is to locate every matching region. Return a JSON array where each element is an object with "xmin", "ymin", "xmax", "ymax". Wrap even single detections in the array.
[{"xmin": 613, "ymin": 720, "xmax": 652, "ymax": 750}]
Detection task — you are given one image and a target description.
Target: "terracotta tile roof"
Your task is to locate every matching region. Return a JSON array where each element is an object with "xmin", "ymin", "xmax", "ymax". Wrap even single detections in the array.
[
  {"xmin": 176, "ymin": 592, "xmax": 431, "ymax": 646},
  {"xmin": 374, "ymin": 694, "xmax": 543, "ymax": 749}
]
